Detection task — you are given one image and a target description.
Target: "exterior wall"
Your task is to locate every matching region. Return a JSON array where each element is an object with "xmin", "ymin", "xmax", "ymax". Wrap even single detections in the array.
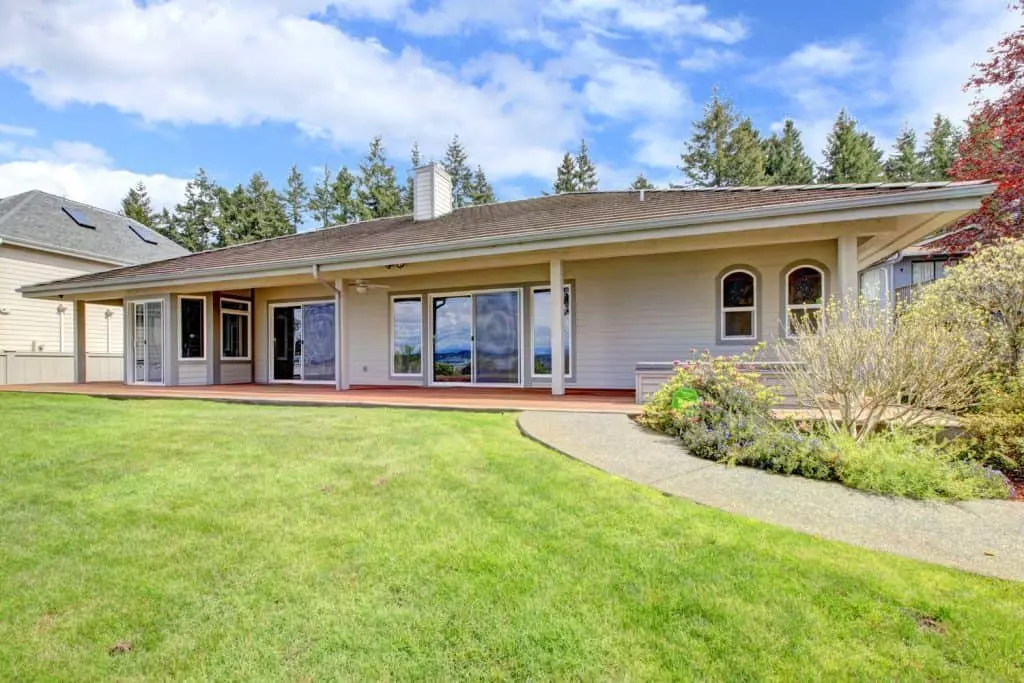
[{"xmin": 170, "ymin": 293, "xmax": 213, "ymax": 386}]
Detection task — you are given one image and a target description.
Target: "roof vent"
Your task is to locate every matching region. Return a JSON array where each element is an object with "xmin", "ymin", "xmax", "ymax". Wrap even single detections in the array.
[
  {"xmin": 63, "ymin": 206, "xmax": 96, "ymax": 228},
  {"xmin": 413, "ymin": 163, "xmax": 452, "ymax": 221}
]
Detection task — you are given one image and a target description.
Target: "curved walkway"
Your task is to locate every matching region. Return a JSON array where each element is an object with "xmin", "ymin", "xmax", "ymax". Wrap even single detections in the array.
[{"xmin": 519, "ymin": 411, "xmax": 1024, "ymax": 582}]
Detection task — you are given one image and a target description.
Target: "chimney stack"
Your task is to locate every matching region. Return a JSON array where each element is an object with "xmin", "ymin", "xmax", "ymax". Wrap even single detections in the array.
[{"xmin": 413, "ymin": 163, "xmax": 453, "ymax": 221}]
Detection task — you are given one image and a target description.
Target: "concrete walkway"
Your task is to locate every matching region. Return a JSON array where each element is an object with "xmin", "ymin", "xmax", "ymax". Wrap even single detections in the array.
[{"xmin": 519, "ymin": 411, "xmax": 1024, "ymax": 582}]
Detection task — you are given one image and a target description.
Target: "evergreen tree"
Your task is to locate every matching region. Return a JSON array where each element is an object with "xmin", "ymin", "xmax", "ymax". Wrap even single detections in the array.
[
  {"xmin": 553, "ymin": 153, "xmax": 578, "ymax": 194},
  {"xmin": 216, "ymin": 173, "xmax": 291, "ymax": 246},
  {"xmin": 283, "ymin": 164, "xmax": 309, "ymax": 232},
  {"xmin": 443, "ymin": 135, "xmax": 474, "ymax": 208},
  {"xmin": 402, "ymin": 142, "xmax": 421, "ymax": 213},
  {"xmin": 356, "ymin": 136, "xmax": 402, "ymax": 219},
  {"xmin": 921, "ymin": 114, "xmax": 963, "ymax": 180},
  {"xmin": 172, "ymin": 168, "xmax": 220, "ymax": 252},
  {"xmin": 120, "ymin": 181, "xmax": 156, "ymax": 227},
  {"xmin": 308, "ymin": 165, "xmax": 338, "ymax": 229},
  {"xmin": 331, "ymin": 166, "xmax": 361, "ymax": 224},
  {"xmin": 762, "ymin": 119, "xmax": 815, "ymax": 185},
  {"xmin": 574, "ymin": 138, "xmax": 599, "ymax": 190},
  {"xmin": 819, "ymin": 109, "xmax": 884, "ymax": 183},
  {"xmin": 630, "ymin": 173, "xmax": 655, "ymax": 190},
  {"xmin": 724, "ymin": 118, "xmax": 765, "ymax": 185},
  {"xmin": 214, "ymin": 184, "xmax": 249, "ymax": 246},
  {"xmin": 153, "ymin": 207, "xmax": 180, "ymax": 246},
  {"xmin": 467, "ymin": 165, "xmax": 496, "ymax": 205},
  {"xmin": 884, "ymin": 125, "xmax": 925, "ymax": 181},
  {"xmin": 680, "ymin": 89, "xmax": 736, "ymax": 187}
]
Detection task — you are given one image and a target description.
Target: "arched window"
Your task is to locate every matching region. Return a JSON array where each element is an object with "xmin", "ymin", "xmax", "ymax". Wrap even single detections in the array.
[
  {"xmin": 721, "ymin": 269, "xmax": 756, "ymax": 340},
  {"xmin": 786, "ymin": 265, "xmax": 824, "ymax": 336}
]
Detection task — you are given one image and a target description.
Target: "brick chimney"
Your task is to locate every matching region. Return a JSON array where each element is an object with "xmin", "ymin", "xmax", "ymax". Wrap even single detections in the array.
[{"xmin": 413, "ymin": 163, "xmax": 453, "ymax": 221}]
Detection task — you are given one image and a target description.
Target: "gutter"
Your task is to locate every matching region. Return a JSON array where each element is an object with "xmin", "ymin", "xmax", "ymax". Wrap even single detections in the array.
[
  {"xmin": 311, "ymin": 264, "xmax": 342, "ymax": 294},
  {"xmin": 19, "ymin": 183, "xmax": 995, "ymax": 298}
]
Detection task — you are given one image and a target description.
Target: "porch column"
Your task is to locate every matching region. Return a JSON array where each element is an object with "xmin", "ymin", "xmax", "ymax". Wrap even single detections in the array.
[
  {"xmin": 549, "ymin": 259, "xmax": 565, "ymax": 396},
  {"xmin": 837, "ymin": 235, "xmax": 859, "ymax": 303},
  {"xmin": 335, "ymin": 279, "xmax": 350, "ymax": 391},
  {"xmin": 73, "ymin": 299, "xmax": 87, "ymax": 383}
]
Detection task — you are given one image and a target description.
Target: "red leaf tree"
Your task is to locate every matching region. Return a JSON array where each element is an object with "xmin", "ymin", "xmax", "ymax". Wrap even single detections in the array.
[{"xmin": 944, "ymin": 2, "xmax": 1024, "ymax": 250}]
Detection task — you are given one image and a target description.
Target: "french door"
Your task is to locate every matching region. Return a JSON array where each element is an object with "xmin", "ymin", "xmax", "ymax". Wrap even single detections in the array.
[
  {"xmin": 270, "ymin": 301, "xmax": 336, "ymax": 383},
  {"xmin": 132, "ymin": 300, "xmax": 164, "ymax": 384},
  {"xmin": 430, "ymin": 290, "xmax": 522, "ymax": 386}
]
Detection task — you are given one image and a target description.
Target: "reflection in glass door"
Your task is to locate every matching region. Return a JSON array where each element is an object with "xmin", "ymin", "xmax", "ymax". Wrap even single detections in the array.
[
  {"xmin": 132, "ymin": 301, "xmax": 163, "ymax": 384},
  {"xmin": 271, "ymin": 302, "xmax": 336, "ymax": 383},
  {"xmin": 431, "ymin": 290, "xmax": 521, "ymax": 385}
]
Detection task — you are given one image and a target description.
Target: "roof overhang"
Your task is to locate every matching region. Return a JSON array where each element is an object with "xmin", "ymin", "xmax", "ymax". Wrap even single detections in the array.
[{"xmin": 19, "ymin": 182, "xmax": 994, "ymax": 299}]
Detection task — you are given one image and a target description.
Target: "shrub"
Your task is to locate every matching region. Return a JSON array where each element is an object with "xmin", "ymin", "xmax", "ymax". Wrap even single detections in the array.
[
  {"xmin": 959, "ymin": 377, "xmax": 1024, "ymax": 478},
  {"xmin": 730, "ymin": 422, "xmax": 837, "ymax": 480},
  {"xmin": 832, "ymin": 431, "xmax": 1012, "ymax": 501}
]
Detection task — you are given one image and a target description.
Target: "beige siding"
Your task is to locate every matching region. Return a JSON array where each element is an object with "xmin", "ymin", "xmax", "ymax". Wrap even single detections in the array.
[
  {"xmin": 220, "ymin": 362, "xmax": 251, "ymax": 384},
  {"xmin": 0, "ymin": 244, "xmax": 124, "ymax": 354},
  {"xmin": 177, "ymin": 362, "xmax": 209, "ymax": 386}
]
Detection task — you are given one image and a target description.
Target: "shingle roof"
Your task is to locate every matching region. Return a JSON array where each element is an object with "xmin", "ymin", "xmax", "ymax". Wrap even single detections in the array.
[
  {"xmin": 0, "ymin": 189, "xmax": 188, "ymax": 265},
  {"xmin": 22, "ymin": 181, "xmax": 993, "ymax": 294}
]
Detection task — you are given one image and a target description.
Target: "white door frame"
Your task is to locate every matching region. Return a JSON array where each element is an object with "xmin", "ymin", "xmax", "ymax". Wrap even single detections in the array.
[
  {"xmin": 268, "ymin": 300, "xmax": 337, "ymax": 385},
  {"xmin": 130, "ymin": 299, "xmax": 166, "ymax": 386},
  {"xmin": 427, "ymin": 287, "xmax": 525, "ymax": 388}
]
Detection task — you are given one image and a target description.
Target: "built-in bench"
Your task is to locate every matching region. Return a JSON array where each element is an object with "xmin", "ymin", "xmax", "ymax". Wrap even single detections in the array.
[{"xmin": 634, "ymin": 361, "xmax": 800, "ymax": 407}]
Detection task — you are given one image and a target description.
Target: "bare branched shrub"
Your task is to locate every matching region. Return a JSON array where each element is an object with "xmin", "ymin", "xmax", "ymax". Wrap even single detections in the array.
[{"xmin": 776, "ymin": 294, "xmax": 984, "ymax": 441}]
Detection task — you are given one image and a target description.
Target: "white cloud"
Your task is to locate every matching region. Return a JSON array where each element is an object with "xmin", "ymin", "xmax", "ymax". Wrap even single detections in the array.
[
  {"xmin": 780, "ymin": 41, "xmax": 869, "ymax": 77},
  {"xmin": 0, "ymin": 123, "xmax": 36, "ymax": 137},
  {"xmin": 677, "ymin": 47, "xmax": 740, "ymax": 72}
]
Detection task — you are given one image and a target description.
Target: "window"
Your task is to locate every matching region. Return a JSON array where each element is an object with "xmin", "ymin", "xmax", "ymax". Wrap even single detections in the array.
[
  {"xmin": 62, "ymin": 206, "xmax": 96, "ymax": 228},
  {"xmin": 786, "ymin": 266, "xmax": 824, "ymax": 337},
  {"xmin": 911, "ymin": 261, "xmax": 936, "ymax": 285},
  {"xmin": 221, "ymin": 299, "xmax": 250, "ymax": 360},
  {"xmin": 531, "ymin": 285, "xmax": 571, "ymax": 377},
  {"xmin": 178, "ymin": 296, "xmax": 206, "ymax": 360},
  {"xmin": 391, "ymin": 296, "xmax": 423, "ymax": 375},
  {"xmin": 860, "ymin": 267, "xmax": 885, "ymax": 303},
  {"xmin": 720, "ymin": 270, "xmax": 756, "ymax": 340},
  {"xmin": 128, "ymin": 222, "xmax": 159, "ymax": 245}
]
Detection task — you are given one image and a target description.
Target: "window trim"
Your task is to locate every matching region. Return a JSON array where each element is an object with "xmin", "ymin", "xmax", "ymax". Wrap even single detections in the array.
[
  {"xmin": 784, "ymin": 264, "xmax": 826, "ymax": 338},
  {"xmin": 530, "ymin": 284, "xmax": 573, "ymax": 380},
  {"xmin": 220, "ymin": 297, "xmax": 251, "ymax": 361},
  {"xmin": 390, "ymin": 294, "xmax": 424, "ymax": 378},
  {"xmin": 720, "ymin": 268, "xmax": 758, "ymax": 342},
  {"xmin": 177, "ymin": 295, "xmax": 207, "ymax": 361},
  {"xmin": 911, "ymin": 260, "xmax": 936, "ymax": 285}
]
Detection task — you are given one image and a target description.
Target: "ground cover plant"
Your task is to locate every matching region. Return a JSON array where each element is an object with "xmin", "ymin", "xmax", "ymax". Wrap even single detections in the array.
[{"xmin": 1, "ymin": 393, "xmax": 1022, "ymax": 680}]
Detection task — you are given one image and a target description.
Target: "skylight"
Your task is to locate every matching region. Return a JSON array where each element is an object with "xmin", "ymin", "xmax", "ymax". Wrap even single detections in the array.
[
  {"xmin": 128, "ymin": 223, "xmax": 159, "ymax": 245},
  {"xmin": 62, "ymin": 206, "xmax": 96, "ymax": 228}
]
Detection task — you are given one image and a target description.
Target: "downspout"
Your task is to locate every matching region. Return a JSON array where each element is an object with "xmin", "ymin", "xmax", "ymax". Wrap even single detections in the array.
[{"xmin": 312, "ymin": 264, "xmax": 342, "ymax": 294}]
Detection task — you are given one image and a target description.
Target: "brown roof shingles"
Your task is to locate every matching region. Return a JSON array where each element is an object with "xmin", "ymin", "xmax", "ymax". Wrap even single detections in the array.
[{"xmin": 23, "ymin": 182, "xmax": 991, "ymax": 292}]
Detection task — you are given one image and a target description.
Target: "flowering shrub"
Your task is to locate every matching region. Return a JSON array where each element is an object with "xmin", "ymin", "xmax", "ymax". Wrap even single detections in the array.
[{"xmin": 959, "ymin": 376, "xmax": 1024, "ymax": 479}]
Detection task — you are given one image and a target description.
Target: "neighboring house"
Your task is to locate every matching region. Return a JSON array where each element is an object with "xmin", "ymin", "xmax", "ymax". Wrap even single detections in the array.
[
  {"xmin": 0, "ymin": 190, "xmax": 187, "ymax": 384},
  {"xmin": 859, "ymin": 231, "xmax": 972, "ymax": 309},
  {"xmin": 20, "ymin": 168, "xmax": 993, "ymax": 401}
]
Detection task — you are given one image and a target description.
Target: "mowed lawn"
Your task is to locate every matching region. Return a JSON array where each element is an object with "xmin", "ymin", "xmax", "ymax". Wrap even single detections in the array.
[{"xmin": 0, "ymin": 395, "xmax": 1021, "ymax": 681}]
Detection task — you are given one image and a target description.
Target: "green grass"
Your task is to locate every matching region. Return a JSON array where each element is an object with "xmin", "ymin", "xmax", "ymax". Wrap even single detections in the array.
[{"xmin": 0, "ymin": 394, "xmax": 1021, "ymax": 681}]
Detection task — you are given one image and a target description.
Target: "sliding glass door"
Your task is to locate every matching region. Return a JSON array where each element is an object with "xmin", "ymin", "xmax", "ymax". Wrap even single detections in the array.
[
  {"xmin": 132, "ymin": 300, "xmax": 164, "ymax": 384},
  {"xmin": 270, "ymin": 301, "xmax": 336, "ymax": 383},
  {"xmin": 431, "ymin": 290, "xmax": 522, "ymax": 386}
]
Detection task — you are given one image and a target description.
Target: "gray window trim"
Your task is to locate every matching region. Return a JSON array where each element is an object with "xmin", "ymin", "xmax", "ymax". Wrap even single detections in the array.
[{"xmin": 716, "ymin": 265, "xmax": 761, "ymax": 345}]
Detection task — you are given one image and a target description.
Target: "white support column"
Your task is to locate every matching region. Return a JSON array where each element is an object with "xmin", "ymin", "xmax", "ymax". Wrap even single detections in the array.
[
  {"xmin": 73, "ymin": 299, "xmax": 87, "ymax": 383},
  {"xmin": 549, "ymin": 259, "xmax": 565, "ymax": 396},
  {"xmin": 837, "ymin": 235, "xmax": 859, "ymax": 301},
  {"xmin": 335, "ymin": 279, "xmax": 350, "ymax": 391}
]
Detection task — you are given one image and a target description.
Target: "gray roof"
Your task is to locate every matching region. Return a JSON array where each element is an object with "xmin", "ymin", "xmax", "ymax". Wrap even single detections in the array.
[{"xmin": 0, "ymin": 189, "xmax": 188, "ymax": 265}]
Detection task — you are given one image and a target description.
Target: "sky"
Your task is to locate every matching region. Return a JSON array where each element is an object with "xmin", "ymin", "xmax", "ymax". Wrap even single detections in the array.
[{"xmin": 0, "ymin": 0, "xmax": 1016, "ymax": 215}]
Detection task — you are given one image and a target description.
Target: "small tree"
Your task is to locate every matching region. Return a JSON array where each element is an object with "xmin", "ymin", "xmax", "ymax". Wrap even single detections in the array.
[
  {"xmin": 552, "ymin": 153, "xmax": 578, "ymax": 194},
  {"xmin": 776, "ymin": 294, "xmax": 983, "ymax": 440}
]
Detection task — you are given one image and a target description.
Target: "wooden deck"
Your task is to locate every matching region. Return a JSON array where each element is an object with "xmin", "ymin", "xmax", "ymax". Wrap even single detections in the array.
[{"xmin": 0, "ymin": 382, "xmax": 640, "ymax": 414}]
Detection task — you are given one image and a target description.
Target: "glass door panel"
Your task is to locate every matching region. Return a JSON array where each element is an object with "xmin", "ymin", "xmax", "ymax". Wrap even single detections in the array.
[
  {"xmin": 272, "ymin": 306, "xmax": 301, "ymax": 381},
  {"xmin": 473, "ymin": 291, "xmax": 520, "ymax": 384},
  {"xmin": 432, "ymin": 296, "xmax": 472, "ymax": 383},
  {"xmin": 134, "ymin": 304, "xmax": 146, "ymax": 382},
  {"xmin": 145, "ymin": 302, "xmax": 163, "ymax": 383},
  {"xmin": 302, "ymin": 303, "xmax": 336, "ymax": 382}
]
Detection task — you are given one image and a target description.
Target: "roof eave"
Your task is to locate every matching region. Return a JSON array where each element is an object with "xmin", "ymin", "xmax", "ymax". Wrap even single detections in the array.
[{"xmin": 0, "ymin": 236, "xmax": 134, "ymax": 267}]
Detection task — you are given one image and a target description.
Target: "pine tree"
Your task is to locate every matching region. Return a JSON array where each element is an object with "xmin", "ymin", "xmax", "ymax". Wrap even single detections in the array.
[
  {"xmin": 402, "ymin": 142, "xmax": 421, "ymax": 213},
  {"xmin": 283, "ymin": 165, "xmax": 309, "ymax": 233},
  {"xmin": 467, "ymin": 165, "xmax": 496, "ymax": 205},
  {"xmin": 120, "ymin": 181, "xmax": 156, "ymax": 227},
  {"xmin": 762, "ymin": 119, "xmax": 815, "ymax": 185},
  {"xmin": 680, "ymin": 89, "xmax": 736, "ymax": 187},
  {"xmin": 153, "ymin": 208, "xmax": 180, "ymax": 246},
  {"xmin": 921, "ymin": 114, "xmax": 963, "ymax": 181},
  {"xmin": 356, "ymin": 136, "xmax": 402, "ymax": 219},
  {"xmin": 443, "ymin": 135, "xmax": 474, "ymax": 208},
  {"xmin": 574, "ymin": 139, "xmax": 599, "ymax": 190},
  {"xmin": 214, "ymin": 184, "xmax": 249, "ymax": 246},
  {"xmin": 819, "ymin": 109, "xmax": 884, "ymax": 183},
  {"xmin": 173, "ymin": 168, "xmax": 220, "ymax": 252},
  {"xmin": 884, "ymin": 125, "xmax": 924, "ymax": 182},
  {"xmin": 215, "ymin": 173, "xmax": 291, "ymax": 246},
  {"xmin": 308, "ymin": 165, "xmax": 337, "ymax": 229},
  {"xmin": 553, "ymin": 153, "xmax": 578, "ymax": 194},
  {"xmin": 331, "ymin": 166, "xmax": 360, "ymax": 224},
  {"xmin": 724, "ymin": 118, "xmax": 765, "ymax": 186},
  {"xmin": 630, "ymin": 173, "xmax": 655, "ymax": 190}
]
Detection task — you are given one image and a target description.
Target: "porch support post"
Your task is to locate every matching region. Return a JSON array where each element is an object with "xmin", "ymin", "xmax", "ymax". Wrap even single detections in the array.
[
  {"xmin": 73, "ymin": 299, "xmax": 87, "ymax": 383},
  {"xmin": 837, "ymin": 235, "xmax": 858, "ymax": 305},
  {"xmin": 549, "ymin": 259, "xmax": 565, "ymax": 396},
  {"xmin": 335, "ymin": 279, "xmax": 350, "ymax": 391}
]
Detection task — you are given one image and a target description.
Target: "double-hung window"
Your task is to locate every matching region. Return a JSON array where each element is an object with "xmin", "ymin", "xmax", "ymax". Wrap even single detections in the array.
[
  {"xmin": 221, "ymin": 299, "xmax": 251, "ymax": 360},
  {"xmin": 785, "ymin": 266, "xmax": 824, "ymax": 337},
  {"xmin": 721, "ymin": 270, "xmax": 756, "ymax": 340}
]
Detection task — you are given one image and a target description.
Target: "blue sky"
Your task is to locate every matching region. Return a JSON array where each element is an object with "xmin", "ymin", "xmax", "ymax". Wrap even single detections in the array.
[{"xmin": 0, "ymin": 0, "xmax": 1015, "ymax": 214}]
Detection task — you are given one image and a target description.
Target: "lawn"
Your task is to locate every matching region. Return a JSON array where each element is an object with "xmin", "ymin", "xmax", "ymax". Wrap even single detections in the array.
[{"xmin": 0, "ymin": 394, "xmax": 1021, "ymax": 681}]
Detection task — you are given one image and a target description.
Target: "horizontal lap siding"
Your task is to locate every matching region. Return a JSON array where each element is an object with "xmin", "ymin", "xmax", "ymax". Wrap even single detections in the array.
[
  {"xmin": 220, "ymin": 362, "xmax": 251, "ymax": 384},
  {"xmin": 177, "ymin": 363, "xmax": 209, "ymax": 386}
]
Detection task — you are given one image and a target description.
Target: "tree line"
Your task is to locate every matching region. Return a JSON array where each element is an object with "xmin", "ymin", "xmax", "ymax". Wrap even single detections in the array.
[{"xmin": 121, "ymin": 135, "xmax": 496, "ymax": 252}]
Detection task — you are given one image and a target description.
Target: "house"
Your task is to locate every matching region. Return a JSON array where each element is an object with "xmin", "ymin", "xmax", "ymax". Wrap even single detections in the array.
[
  {"xmin": 19, "ymin": 166, "xmax": 993, "ymax": 401},
  {"xmin": 0, "ymin": 190, "xmax": 188, "ymax": 384},
  {"xmin": 859, "ymin": 231, "xmax": 972, "ymax": 309}
]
